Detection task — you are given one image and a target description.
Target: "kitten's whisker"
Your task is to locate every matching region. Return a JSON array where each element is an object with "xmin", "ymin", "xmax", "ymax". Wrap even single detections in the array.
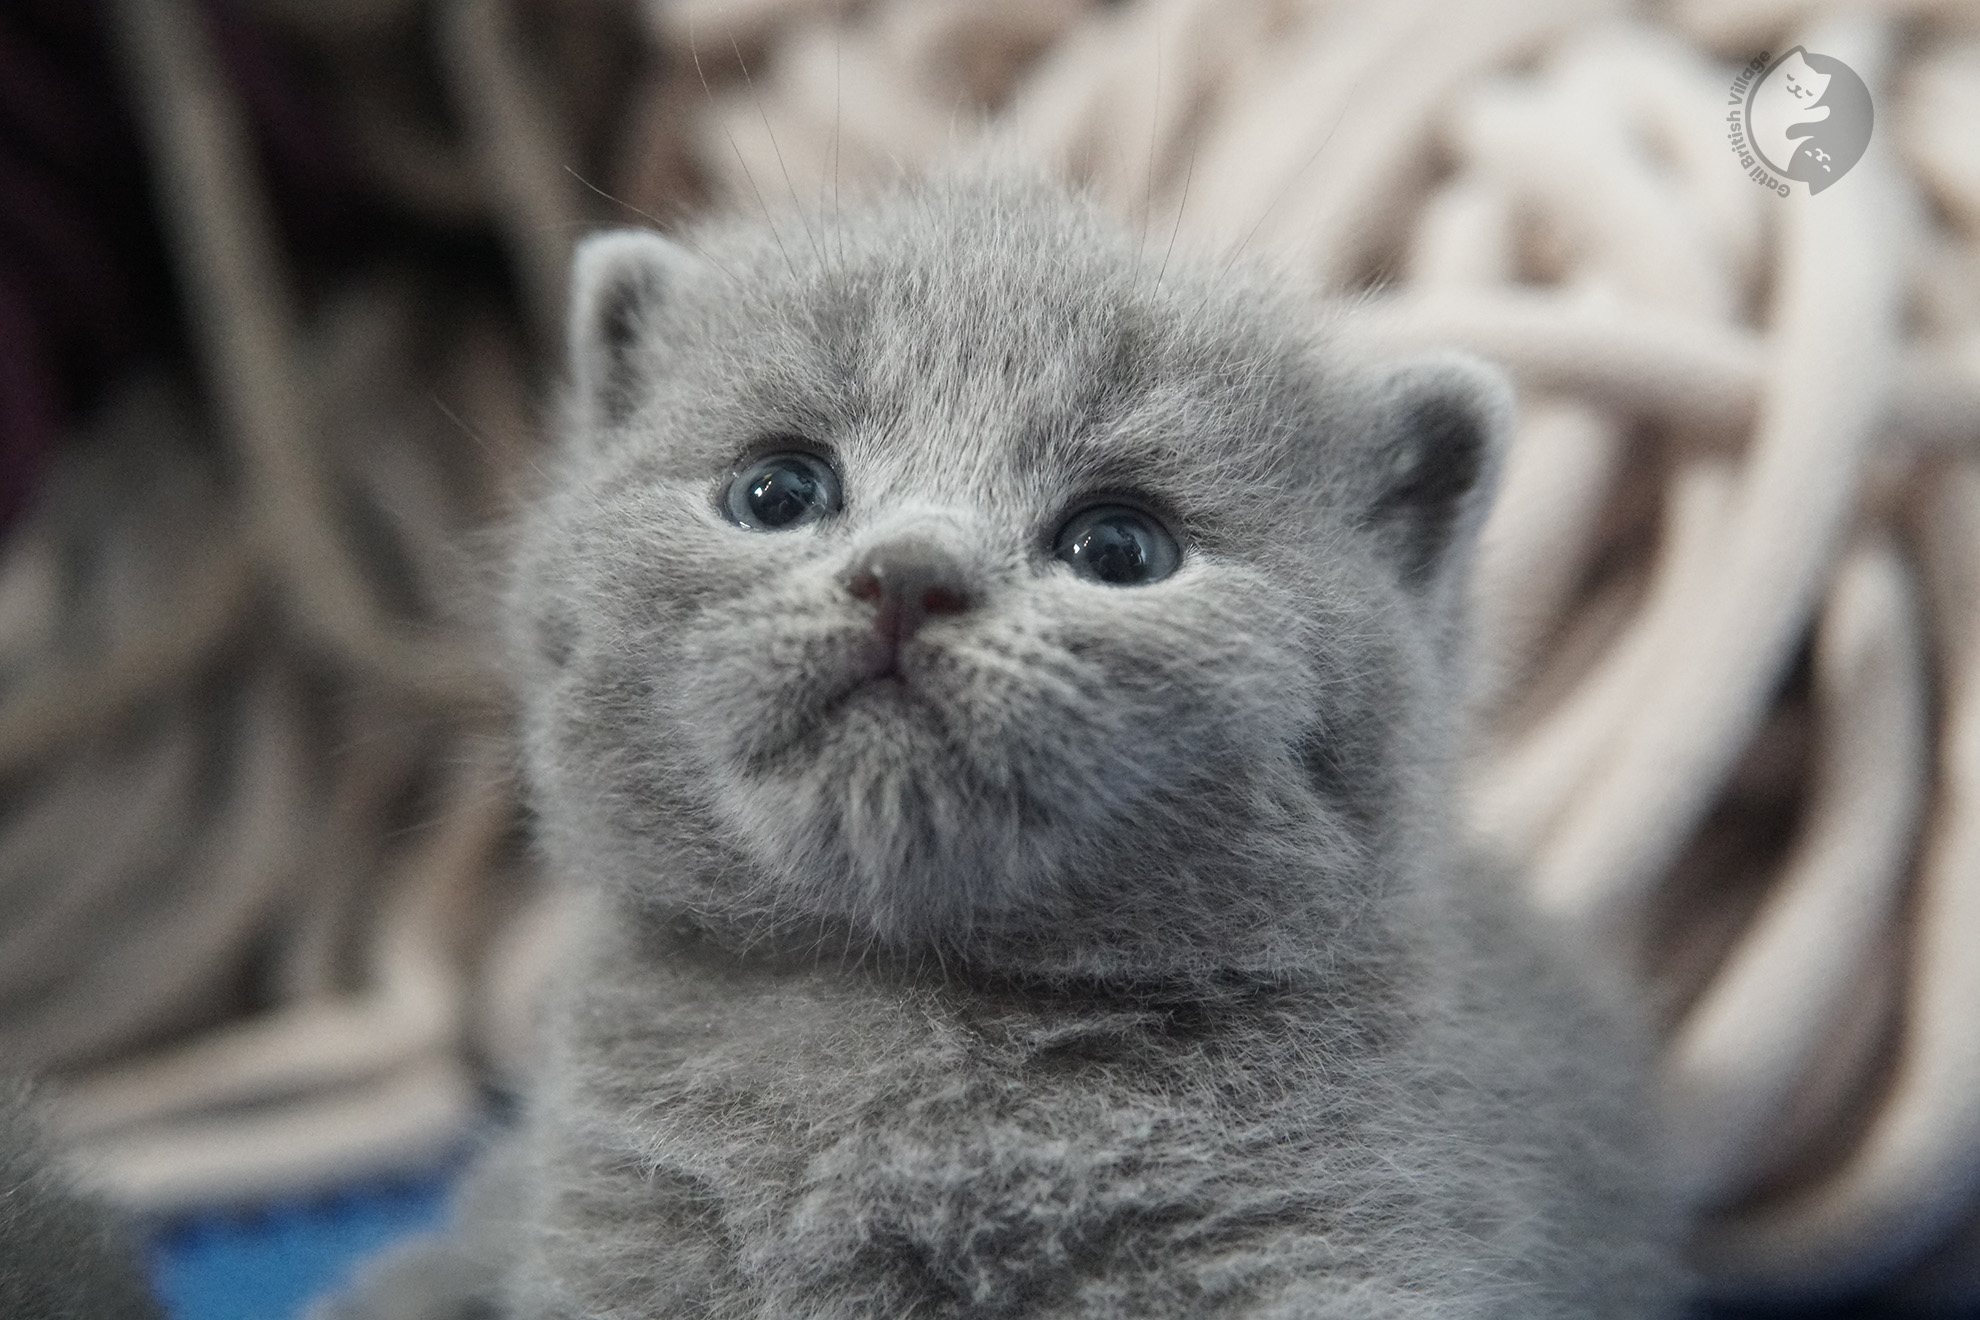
[
  {"xmin": 832, "ymin": 19, "xmax": 845, "ymax": 269},
  {"xmin": 1219, "ymin": 73, "xmax": 1364, "ymax": 281},
  {"xmin": 1142, "ymin": 22, "xmax": 1162, "ymax": 257},
  {"xmin": 1156, "ymin": 139, "xmax": 1196, "ymax": 293},
  {"xmin": 429, "ymin": 393, "xmax": 539, "ymax": 486},
  {"xmin": 730, "ymin": 35, "xmax": 824, "ymax": 268},
  {"xmin": 563, "ymin": 167, "xmax": 745, "ymax": 290},
  {"xmin": 688, "ymin": 21, "xmax": 800, "ymax": 284},
  {"xmin": 563, "ymin": 167, "xmax": 664, "ymax": 230}
]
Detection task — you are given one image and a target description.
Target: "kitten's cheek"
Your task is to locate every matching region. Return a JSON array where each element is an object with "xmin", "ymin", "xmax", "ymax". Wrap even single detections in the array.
[
  {"xmin": 677, "ymin": 674, "xmax": 786, "ymax": 771},
  {"xmin": 668, "ymin": 627, "xmax": 856, "ymax": 776}
]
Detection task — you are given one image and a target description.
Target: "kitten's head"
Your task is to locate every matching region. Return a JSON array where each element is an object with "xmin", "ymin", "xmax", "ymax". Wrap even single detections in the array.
[{"xmin": 512, "ymin": 174, "xmax": 1508, "ymax": 970}]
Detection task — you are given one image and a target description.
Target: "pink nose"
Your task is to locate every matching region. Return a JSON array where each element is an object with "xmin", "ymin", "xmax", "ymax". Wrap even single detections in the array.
[{"xmin": 843, "ymin": 538, "xmax": 971, "ymax": 673}]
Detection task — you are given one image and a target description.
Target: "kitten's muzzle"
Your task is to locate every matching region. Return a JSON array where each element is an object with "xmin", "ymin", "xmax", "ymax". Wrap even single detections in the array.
[{"xmin": 843, "ymin": 537, "xmax": 971, "ymax": 679}]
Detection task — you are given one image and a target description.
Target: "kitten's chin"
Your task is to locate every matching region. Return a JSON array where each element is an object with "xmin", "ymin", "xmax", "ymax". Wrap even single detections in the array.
[
  {"xmin": 805, "ymin": 668, "xmax": 948, "ymax": 761},
  {"xmin": 700, "ymin": 709, "xmax": 1067, "ymax": 942}
]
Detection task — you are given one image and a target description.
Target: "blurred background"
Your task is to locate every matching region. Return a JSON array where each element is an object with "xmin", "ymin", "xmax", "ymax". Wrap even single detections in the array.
[{"xmin": 4, "ymin": 0, "xmax": 1980, "ymax": 1315}]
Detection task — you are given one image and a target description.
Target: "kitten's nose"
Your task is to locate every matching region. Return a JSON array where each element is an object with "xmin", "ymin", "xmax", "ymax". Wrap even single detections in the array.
[{"xmin": 843, "ymin": 537, "xmax": 971, "ymax": 668}]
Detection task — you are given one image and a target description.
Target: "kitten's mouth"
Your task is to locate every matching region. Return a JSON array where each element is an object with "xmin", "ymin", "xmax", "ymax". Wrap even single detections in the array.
[
  {"xmin": 729, "ymin": 631, "xmax": 954, "ymax": 775},
  {"xmin": 812, "ymin": 639, "xmax": 936, "ymax": 720},
  {"xmin": 839, "ymin": 654, "xmax": 929, "ymax": 708},
  {"xmin": 854, "ymin": 629, "xmax": 905, "ymax": 684}
]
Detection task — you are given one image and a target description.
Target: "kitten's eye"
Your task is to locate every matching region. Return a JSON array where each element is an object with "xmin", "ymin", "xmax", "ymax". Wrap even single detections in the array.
[
  {"xmin": 1053, "ymin": 504, "xmax": 1180, "ymax": 586},
  {"xmin": 724, "ymin": 451, "xmax": 841, "ymax": 530}
]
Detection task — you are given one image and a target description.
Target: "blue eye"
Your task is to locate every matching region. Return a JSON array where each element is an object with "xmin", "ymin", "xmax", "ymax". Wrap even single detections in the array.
[
  {"xmin": 725, "ymin": 451, "xmax": 841, "ymax": 530},
  {"xmin": 1053, "ymin": 504, "xmax": 1180, "ymax": 586}
]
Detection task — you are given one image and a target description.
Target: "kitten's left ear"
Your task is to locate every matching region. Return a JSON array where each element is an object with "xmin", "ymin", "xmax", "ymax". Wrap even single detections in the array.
[
  {"xmin": 1362, "ymin": 353, "xmax": 1511, "ymax": 593},
  {"xmin": 568, "ymin": 229, "xmax": 702, "ymax": 429}
]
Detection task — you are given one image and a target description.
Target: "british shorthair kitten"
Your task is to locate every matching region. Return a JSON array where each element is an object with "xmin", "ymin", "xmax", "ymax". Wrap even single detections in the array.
[{"xmin": 327, "ymin": 167, "xmax": 1682, "ymax": 1319}]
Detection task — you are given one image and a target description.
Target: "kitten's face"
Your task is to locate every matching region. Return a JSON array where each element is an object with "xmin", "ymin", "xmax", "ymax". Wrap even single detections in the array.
[{"xmin": 516, "ymin": 177, "xmax": 1504, "ymax": 955}]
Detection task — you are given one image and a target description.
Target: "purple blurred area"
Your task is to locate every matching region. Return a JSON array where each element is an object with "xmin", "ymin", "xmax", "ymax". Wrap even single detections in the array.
[
  {"xmin": 0, "ymin": 0, "xmax": 170, "ymax": 529},
  {"xmin": 0, "ymin": 0, "xmax": 509, "ymax": 534}
]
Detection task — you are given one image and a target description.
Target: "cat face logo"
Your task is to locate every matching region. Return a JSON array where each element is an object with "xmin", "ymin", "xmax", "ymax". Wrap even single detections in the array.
[{"xmin": 1740, "ymin": 47, "xmax": 1873, "ymax": 194}]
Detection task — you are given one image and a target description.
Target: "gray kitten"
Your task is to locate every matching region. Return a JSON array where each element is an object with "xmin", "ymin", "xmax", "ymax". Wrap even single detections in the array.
[{"xmin": 334, "ymin": 168, "xmax": 1681, "ymax": 1319}]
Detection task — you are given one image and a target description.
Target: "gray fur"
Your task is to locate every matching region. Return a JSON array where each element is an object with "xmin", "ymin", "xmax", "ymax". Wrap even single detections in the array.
[
  {"xmin": 353, "ymin": 169, "xmax": 1684, "ymax": 1317},
  {"xmin": 0, "ymin": 1083, "xmax": 161, "ymax": 1320}
]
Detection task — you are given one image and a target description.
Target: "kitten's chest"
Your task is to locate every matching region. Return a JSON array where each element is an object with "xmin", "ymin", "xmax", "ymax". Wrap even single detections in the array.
[
  {"xmin": 537, "ymin": 939, "xmax": 1412, "ymax": 1315},
  {"xmin": 576, "ymin": 957, "xmax": 1183, "ymax": 1130},
  {"xmin": 562, "ymin": 945, "xmax": 1348, "ymax": 1186}
]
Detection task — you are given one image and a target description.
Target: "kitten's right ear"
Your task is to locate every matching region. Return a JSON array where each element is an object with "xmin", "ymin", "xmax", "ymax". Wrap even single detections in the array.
[{"xmin": 568, "ymin": 229, "xmax": 701, "ymax": 428}]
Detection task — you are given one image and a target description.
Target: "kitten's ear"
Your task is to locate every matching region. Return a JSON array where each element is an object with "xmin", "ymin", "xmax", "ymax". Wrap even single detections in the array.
[
  {"xmin": 1362, "ymin": 353, "xmax": 1511, "ymax": 592},
  {"xmin": 568, "ymin": 229, "xmax": 701, "ymax": 428}
]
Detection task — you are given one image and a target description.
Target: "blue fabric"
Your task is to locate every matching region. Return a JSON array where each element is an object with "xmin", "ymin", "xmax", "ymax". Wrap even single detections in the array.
[
  {"xmin": 147, "ymin": 1172, "xmax": 454, "ymax": 1320},
  {"xmin": 141, "ymin": 1171, "xmax": 1968, "ymax": 1320}
]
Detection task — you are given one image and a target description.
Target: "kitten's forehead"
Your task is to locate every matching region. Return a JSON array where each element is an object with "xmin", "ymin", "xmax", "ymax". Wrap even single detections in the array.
[{"xmin": 682, "ymin": 178, "xmax": 1322, "ymax": 507}]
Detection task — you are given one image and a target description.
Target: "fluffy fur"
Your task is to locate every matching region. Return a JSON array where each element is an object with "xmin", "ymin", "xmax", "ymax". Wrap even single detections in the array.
[
  {"xmin": 337, "ymin": 169, "xmax": 1682, "ymax": 1318},
  {"xmin": 0, "ymin": 1084, "xmax": 160, "ymax": 1320}
]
